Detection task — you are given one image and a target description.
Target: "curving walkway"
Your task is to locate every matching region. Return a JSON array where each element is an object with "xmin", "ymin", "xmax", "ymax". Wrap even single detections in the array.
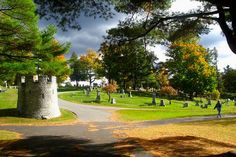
[{"xmin": 58, "ymin": 99, "xmax": 121, "ymax": 122}]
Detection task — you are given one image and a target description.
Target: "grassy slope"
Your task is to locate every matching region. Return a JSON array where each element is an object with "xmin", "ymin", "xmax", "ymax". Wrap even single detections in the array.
[
  {"xmin": 59, "ymin": 90, "xmax": 236, "ymax": 121},
  {"xmin": 0, "ymin": 89, "xmax": 77, "ymax": 125}
]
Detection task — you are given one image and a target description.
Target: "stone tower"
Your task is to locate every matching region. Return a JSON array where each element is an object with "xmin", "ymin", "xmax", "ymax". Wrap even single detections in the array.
[{"xmin": 17, "ymin": 75, "xmax": 61, "ymax": 119}]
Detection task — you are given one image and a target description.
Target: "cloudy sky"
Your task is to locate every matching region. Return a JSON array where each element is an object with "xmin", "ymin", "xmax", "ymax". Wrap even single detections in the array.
[{"xmin": 39, "ymin": 0, "xmax": 236, "ymax": 72}]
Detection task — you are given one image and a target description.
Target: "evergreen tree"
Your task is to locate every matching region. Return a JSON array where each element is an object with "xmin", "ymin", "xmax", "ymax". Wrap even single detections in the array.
[{"xmin": 222, "ymin": 66, "xmax": 236, "ymax": 93}]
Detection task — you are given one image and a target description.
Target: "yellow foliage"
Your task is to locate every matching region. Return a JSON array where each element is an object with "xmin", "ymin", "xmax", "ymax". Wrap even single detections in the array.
[
  {"xmin": 157, "ymin": 68, "xmax": 169, "ymax": 87},
  {"xmin": 171, "ymin": 41, "xmax": 215, "ymax": 77},
  {"xmin": 79, "ymin": 49, "xmax": 100, "ymax": 69}
]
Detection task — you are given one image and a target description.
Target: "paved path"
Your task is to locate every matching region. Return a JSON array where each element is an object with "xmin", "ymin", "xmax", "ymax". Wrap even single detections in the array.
[
  {"xmin": 59, "ymin": 99, "xmax": 121, "ymax": 122},
  {"xmin": 1, "ymin": 98, "xmax": 236, "ymax": 157}
]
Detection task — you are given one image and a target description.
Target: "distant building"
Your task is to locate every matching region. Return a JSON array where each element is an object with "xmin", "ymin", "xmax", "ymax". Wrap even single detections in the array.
[{"xmin": 60, "ymin": 77, "xmax": 108, "ymax": 88}]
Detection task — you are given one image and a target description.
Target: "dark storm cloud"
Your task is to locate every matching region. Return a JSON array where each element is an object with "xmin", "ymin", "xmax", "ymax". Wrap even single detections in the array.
[{"xmin": 39, "ymin": 13, "xmax": 125, "ymax": 58}]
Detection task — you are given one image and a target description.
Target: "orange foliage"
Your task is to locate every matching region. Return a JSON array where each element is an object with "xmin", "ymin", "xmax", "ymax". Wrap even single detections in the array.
[
  {"xmin": 55, "ymin": 55, "xmax": 65, "ymax": 61},
  {"xmin": 103, "ymin": 82, "xmax": 118, "ymax": 93},
  {"xmin": 160, "ymin": 86, "xmax": 178, "ymax": 96}
]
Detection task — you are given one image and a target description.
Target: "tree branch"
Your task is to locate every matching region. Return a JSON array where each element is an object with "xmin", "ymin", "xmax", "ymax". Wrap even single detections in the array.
[{"xmin": 122, "ymin": 10, "xmax": 223, "ymax": 42}]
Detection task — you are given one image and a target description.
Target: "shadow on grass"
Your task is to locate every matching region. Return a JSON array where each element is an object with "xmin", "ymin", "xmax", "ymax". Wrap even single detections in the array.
[
  {"xmin": 1, "ymin": 135, "xmax": 236, "ymax": 157},
  {"xmin": 0, "ymin": 108, "xmax": 18, "ymax": 117},
  {"xmin": 140, "ymin": 103, "xmax": 157, "ymax": 107},
  {"xmin": 131, "ymin": 136, "xmax": 236, "ymax": 157}
]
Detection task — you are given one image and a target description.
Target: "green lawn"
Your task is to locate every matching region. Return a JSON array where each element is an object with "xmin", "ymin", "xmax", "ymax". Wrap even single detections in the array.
[
  {"xmin": 59, "ymin": 90, "xmax": 236, "ymax": 121},
  {"xmin": 0, "ymin": 89, "xmax": 77, "ymax": 125},
  {"xmin": 0, "ymin": 130, "xmax": 21, "ymax": 140}
]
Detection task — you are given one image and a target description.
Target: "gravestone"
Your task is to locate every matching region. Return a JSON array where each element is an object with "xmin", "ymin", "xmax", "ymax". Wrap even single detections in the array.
[
  {"xmin": 169, "ymin": 100, "xmax": 171, "ymax": 105},
  {"xmin": 111, "ymin": 98, "xmax": 116, "ymax": 104},
  {"xmin": 195, "ymin": 100, "xmax": 200, "ymax": 106},
  {"xmin": 86, "ymin": 88, "xmax": 90, "ymax": 96},
  {"xmin": 183, "ymin": 102, "xmax": 189, "ymax": 108},
  {"xmin": 120, "ymin": 89, "xmax": 125, "ymax": 98},
  {"xmin": 152, "ymin": 92, "xmax": 156, "ymax": 105},
  {"xmin": 160, "ymin": 99, "xmax": 165, "ymax": 106},
  {"xmin": 96, "ymin": 89, "xmax": 101, "ymax": 102},
  {"xmin": 128, "ymin": 91, "xmax": 132, "ymax": 97},
  {"xmin": 201, "ymin": 104, "xmax": 208, "ymax": 109},
  {"xmin": 207, "ymin": 98, "xmax": 211, "ymax": 105},
  {"xmin": 200, "ymin": 98, "xmax": 203, "ymax": 103},
  {"xmin": 225, "ymin": 98, "xmax": 230, "ymax": 105}
]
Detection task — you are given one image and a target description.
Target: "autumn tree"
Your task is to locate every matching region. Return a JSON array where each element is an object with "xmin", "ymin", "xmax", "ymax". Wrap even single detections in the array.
[
  {"xmin": 166, "ymin": 38, "xmax": 217, "ymax": 99},
  {"xmin": 157, "ymin": 67, "xmax": 169, "ymax": 88},
  {"xmin": 160, "ymin": 85, "xmax": 178, "ymax": 104},
  {"xmin": 102, "ymin": 81, "xmax": 118, "ymax": 102},
  {"xmin": 78, "ymin": 49, "xmax": 101, "ymax": 88}
]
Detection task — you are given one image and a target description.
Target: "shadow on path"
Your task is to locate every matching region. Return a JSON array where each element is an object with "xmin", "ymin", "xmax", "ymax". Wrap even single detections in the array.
[
  {"xmin": 0, "ymin": 136, "xmax": 121, "ymax": 157},
  {"xmin": 1, "ymin": 135, "xmax": 236, "ymax": 157}
]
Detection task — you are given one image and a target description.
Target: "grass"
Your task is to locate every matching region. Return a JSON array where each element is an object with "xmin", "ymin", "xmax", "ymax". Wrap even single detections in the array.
[
  {"xmin": 0, "ymin": 89, "xmax": 77, "ymax": 125},
  {"xmin": 0, "ymin": 130, "xmax": 21, "ymax": 140},
  {"xmin": 114, "ymin": 106, "xmax": 236, "ymax": 121},
  {"xmin": 59, "ymin": 90, "xmax": 159, "ymax": 108},
  {"xmin": 59, "ymin": 90, "xmax": 236, "ymax": 121},
  {"xmin": 114, "ymin": 118, "xmax": 236, "ymax": 156}
]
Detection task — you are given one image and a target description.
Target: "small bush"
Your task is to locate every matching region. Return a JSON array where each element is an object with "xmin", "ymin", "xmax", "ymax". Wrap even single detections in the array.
[
  {"xmin": 210, "ymin": 89, "xmax": 220, "ymax": 100},
  {"xmin": 160, "ymin": 86, "xmax": 178, "ymax": 96},
  {"xmin": 102, "ymin": 82, "xmax": 118, "ymax": 93}
]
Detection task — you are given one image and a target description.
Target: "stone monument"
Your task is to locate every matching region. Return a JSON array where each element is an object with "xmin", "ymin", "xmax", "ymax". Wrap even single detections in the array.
[{"xmin": 17, "ymin": 75, "xmax": 61, "ymax": 119}]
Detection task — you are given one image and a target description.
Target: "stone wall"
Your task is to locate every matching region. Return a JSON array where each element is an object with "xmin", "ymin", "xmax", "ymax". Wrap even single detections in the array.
[{"xmin": 17, "ymin": 75, "xmax": 61, "ymax": 119}]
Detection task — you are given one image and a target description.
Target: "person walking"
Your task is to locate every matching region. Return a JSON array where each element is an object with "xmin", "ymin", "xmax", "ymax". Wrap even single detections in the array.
[{"xmin": 214, "ymin": 100, "xmax": 222, "ymax": 118}]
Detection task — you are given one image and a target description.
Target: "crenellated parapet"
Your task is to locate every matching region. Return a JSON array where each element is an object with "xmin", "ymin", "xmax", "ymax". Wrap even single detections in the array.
[{"xmin": 17, "ymin": 75, "xmax": 61, "ymax": 119}]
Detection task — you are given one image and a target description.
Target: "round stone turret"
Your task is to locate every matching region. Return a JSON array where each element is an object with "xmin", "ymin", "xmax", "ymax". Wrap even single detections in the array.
[{"xmin": 17, "ymin": 75, "xmax": 61, "ymax": 119}]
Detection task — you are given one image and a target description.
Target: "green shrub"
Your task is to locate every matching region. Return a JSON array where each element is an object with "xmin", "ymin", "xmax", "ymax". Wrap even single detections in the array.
[
  {"xmin": 210, "ymin": 89, "xmax": 220, "ymax": 100},
  {"xmin": 221, "ymin": 92, "xmax": 236, "ymax": 99}
]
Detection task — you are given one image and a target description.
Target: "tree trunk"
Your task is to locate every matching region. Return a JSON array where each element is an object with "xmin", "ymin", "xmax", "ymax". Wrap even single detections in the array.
[
  {"xmin": 189, "ymin": 92, "xmax": 194, "ymax": 100},
  {"xmin": 107, "ymin": 92, "xmax": 111, "ymax": 102}
]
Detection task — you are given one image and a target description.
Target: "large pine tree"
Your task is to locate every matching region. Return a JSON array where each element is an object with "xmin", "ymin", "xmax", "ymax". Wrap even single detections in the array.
[{"xmin": 0, "ymin": 0, "xmax": 71, "ymax": 118}]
